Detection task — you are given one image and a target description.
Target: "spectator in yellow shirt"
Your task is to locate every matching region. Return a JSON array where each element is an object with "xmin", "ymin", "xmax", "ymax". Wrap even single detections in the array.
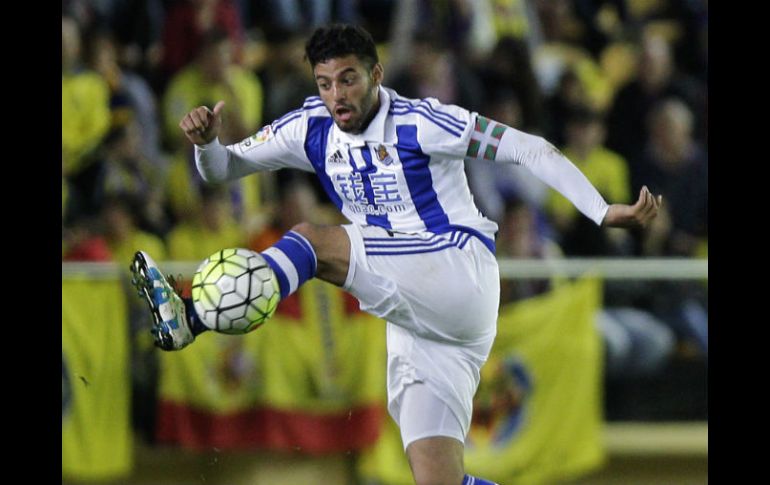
[
  {"xmin": 167, "ymin": 186, "xmax": 246, "ymax": 262},
  {"xmin": 163, "ymin": 28, "xmax": 261, "ymax": 148},
  {"xmin": 163, "ymin": 28, "xmax": 265, "ymax": 228}
]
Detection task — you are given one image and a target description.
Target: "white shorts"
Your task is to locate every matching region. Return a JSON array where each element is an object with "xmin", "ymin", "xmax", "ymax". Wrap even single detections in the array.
[
  {"xmin": 342, "ymin": 224, "xmax": 500, "ymax": 443},
  {"xmin": 396, "ymin": 381, "xmax": 465, "ymax": 450}
]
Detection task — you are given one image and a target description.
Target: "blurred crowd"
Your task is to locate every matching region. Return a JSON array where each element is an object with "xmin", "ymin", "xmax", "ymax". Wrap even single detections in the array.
[{"xmin": 61, "ymin": 0, "xmax": 708, "ymax": 416}]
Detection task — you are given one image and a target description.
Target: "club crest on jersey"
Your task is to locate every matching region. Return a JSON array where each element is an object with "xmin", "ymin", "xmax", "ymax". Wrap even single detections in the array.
[
  {"xmin": 375, "ymin": 144, "xmax": 393, "ymax": 165},
  {"xmin": 238, "ymin": 125, "xmax": 272, "ymax": 153},
  {"xmin": 327, "ymin": 149, "xmax": 347, "ymax": 165}
]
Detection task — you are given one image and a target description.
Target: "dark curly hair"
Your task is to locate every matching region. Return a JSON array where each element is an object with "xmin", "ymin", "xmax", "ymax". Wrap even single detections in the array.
[{"xmin": 304, "ymin": 24, "xmax": 379, "ymax": 70}]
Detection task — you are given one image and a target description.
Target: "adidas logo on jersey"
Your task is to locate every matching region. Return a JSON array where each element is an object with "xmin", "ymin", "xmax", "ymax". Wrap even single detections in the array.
[{"xmin": 327, "ymin": 149, "xmax": 347, "ymax": 165}]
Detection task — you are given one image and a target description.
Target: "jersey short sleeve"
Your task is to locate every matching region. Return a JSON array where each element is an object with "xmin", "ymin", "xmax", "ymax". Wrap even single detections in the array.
[{"xmin": 410, "ymin": 98, "xmax": 477, "ymax": 160}]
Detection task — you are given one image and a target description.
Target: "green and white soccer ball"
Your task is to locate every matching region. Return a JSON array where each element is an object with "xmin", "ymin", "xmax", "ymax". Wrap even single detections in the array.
[{"xmin": 191, "ymin": 248, "xmax": 280, "ymax": 334}]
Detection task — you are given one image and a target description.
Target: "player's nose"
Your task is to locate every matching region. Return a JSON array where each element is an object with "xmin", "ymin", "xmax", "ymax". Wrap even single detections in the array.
[{"xmin": 332, "ymin": 82, "xmax": 346, "ymax": 102}]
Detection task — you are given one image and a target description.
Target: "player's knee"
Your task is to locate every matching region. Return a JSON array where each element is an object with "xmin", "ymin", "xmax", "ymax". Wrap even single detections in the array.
[
  {"xmin": 290, "ymin": 222, "xmax": 317, "ymax": 242},
  {"xmin": 290, "ymin": 222, "xmax": 335, "ymax": 260},
  {"xmin": 289, "ymin": 222, "xmax": 350, "ymax": 286}
]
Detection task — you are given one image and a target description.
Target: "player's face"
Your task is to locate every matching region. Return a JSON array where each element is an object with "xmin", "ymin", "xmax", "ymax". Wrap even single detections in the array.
[{"xmin": 314, "ymin": 55, "xmax": 383, "ymax": 134}]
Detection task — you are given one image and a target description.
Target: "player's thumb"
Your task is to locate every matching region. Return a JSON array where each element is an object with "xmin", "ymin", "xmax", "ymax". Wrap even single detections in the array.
[{"xmin": 212, "ymin": 100, "xmax": 226, "ymax": 119}]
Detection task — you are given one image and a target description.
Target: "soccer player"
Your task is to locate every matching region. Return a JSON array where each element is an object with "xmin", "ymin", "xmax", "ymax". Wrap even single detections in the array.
[{"xmin": 131, "ymin": 24, "xmax": 661, "ymax": 485}]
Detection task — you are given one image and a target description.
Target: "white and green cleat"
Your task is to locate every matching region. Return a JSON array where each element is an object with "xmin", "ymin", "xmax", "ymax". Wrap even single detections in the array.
[{"xmin": 130, "ymin": 251, "xmax": 196, "ymax": 351}]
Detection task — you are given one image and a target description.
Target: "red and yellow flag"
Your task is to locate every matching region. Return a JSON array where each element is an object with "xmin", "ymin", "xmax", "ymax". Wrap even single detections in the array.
[{"xmin": 156, "ymin": 278, "xmax": 387, "ymax": 453}]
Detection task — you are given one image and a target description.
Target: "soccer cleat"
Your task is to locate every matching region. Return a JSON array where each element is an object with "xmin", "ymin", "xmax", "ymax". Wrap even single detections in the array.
[{"xmin": 130, "ymin": 251, "xmax": 195, "ymax": 351}]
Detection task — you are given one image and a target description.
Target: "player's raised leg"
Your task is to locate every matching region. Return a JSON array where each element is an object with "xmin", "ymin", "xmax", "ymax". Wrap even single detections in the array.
[
  {"xmin": 130, "ymin": 223, "xmax": 352, "ymax": 351},
  {"xmin": 132, "ymin": 222, "xmax": 414, "ymax": 351},
  {"xmin": 257, "ymin": 222, "xmax": 421, "ymax": 329}
]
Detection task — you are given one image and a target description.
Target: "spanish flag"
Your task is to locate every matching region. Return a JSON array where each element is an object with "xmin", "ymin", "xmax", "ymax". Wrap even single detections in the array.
[
  {"xmin": 358, "ymin": 276, "xmax": 606, "ymax": 485},
  {"xmin": 62, "ymin": 278, "xmax": 133, "ymax": 481},
  {"xmin": 156, "ymin": 278, "xmax": 387, "ymax": 453}
]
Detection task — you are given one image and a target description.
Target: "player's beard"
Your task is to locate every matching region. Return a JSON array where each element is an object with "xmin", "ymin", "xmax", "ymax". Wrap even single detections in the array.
[{"xmin": 335, "ymin": 80, "xmax": 379, "ymax": 134}]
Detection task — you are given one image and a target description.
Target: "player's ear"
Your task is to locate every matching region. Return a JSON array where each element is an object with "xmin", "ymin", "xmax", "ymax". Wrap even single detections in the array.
[{"xmin": 371, "ymin": 63, "xmax": 384, "ymax": 86}]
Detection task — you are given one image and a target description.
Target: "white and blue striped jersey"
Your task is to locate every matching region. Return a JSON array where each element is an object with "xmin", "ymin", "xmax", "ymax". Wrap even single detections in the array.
[
  {"xmin": 195, "ymin": 86, "xmax": 609, "ymax": 255},
  {"xmin": 198, "ymin": 86, "xmax": 499, "ymax": 252}
]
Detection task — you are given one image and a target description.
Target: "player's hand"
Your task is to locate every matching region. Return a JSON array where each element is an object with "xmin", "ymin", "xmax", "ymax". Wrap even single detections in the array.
[
  {"xmin": 179, "ymin": 100, "xmax": 225, "ymax": 146},
  {"xmin": 602, "ymin": 186, "xmax": 663, "ymax": 229}
]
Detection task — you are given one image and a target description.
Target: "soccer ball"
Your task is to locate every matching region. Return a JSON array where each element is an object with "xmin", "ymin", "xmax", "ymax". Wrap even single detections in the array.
[{"xmin": 191, "ymin": 248, "xmax": 280, "ymax": 334}]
